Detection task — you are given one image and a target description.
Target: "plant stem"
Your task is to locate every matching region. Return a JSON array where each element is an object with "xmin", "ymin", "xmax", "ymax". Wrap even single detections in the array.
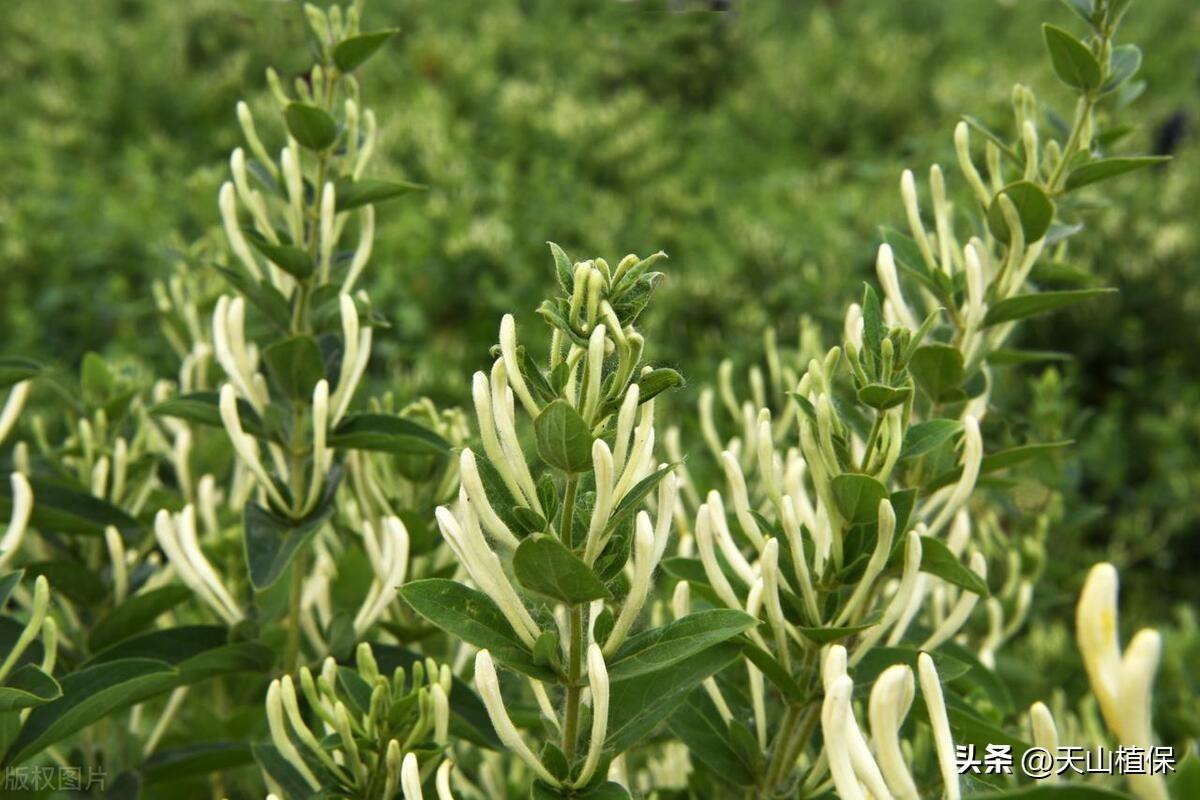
[
  {"xmin": 562, "ymin": 603, "xmax": 585, "ymax": 761},
  {"xmin": 285, "ymin": 549, "xmax": 306, "ymax": 674},
  {"xmin": 558, "ymin": 472, "xmax": 584, "ymax": 760},
  {"xmin": 763, "ymin": 703, "xmax": 801, "ymax": 792}
]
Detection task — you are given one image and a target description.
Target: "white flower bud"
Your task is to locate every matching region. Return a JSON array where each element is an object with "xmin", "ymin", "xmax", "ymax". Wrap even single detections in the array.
[
  {"xmin": 870, "ymin": 665, "xmax": 920, "ymax": 800},
  {"xmin": 219, "ymin": 385, "xmax": 288, "ymax": 511},
  {"xmin": 919, "ymin": 653, "xmax": 961, "ymax": 800},
  {"xmin": 583, "ymin": 440, "xmax": 615, "ymax": 563},
  {"xmin": 1076, "ymin": 562, "xmax": 1122, "ymax": 732},
  {"xmin": 900, "ymin": 169, "xmax": 937, "ymax": 274},
  {"xmin": 0, "ymin": 381, "xmax": 31, "ymax": 446},
  {"xmin": 400, "ymin": 752, "xmax": 424, "ymax": 800},
  {"xmin": 218, "ymin": 183, "xmax": 262, "ymax": 281},
  {"xmin": 604, "ymin": 514, "xmax": 656, "ymax": 656},
  {"xmin": 265, "ymin": 680, "xmax": 320, "ymax": 790},
  {"xmin": 499, "ymin": 314, "xmax": 540, "ymax": 418},
  {"xmin": 575, "ymin": 644, "xmax": 610, "ymax": 787},
  {"xmin": 0, "ymin": 472, "xmax": 33, "ymax": 571},
  {"xmin": 474, "ymin": 650, "xmax": 559, "ymax": 786},
  {"xmin": 876, "ymin": 245, "xmax": 918, "ymax": 330},
  {"xmin": 694, "ymin": 505, "xmax": 742, "ymax": 610},
  {"xmin": 458, "ymin": 450, "xmax": 519, "ymax": 550}
]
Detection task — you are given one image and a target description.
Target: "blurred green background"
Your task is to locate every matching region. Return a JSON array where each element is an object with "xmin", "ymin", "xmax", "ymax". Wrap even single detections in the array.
[{"xmin": 2, "ymin": 0, "xmax": 1198, "ymax": 709}]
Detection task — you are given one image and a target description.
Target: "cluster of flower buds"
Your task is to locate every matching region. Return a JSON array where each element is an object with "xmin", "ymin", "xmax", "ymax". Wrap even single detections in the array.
[
  {"xmin": 820, "ymin": 645, "xmax": 960, "ymax": 800},
  {"xmin": 266, "ymin": 644, "xmax": 453, "ymax": 799},
  {"xmin": 1073, "ymin": 563, "xmax": 1168, "ymax": 800},
  {"xmin": 0, "ymin": 576, "xmax": 57, "ymax": 697},
  {"xmin": 153, "ymin": 505, "xmax": 244, "ymax": 627},
  {"xmin": 409, "ymin": 246, "xmax": 683, "ymax": 791}
]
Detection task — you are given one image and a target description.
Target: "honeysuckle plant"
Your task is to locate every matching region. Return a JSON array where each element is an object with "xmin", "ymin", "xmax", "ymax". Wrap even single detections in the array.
[
  {"xmin": 396, "ymin": 244, "xmax": 765, "ymax": 799},
  {"xmin": 647, "ymin": 2, "xmax": 1182, "ymax": 798}
]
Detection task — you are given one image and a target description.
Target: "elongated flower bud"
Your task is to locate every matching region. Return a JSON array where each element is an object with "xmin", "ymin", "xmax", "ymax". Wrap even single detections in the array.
[
  {"xmin": 266, "ymin": 680, "xmax": 320, "ymax": 790},
  {"xmin": 474, "ymin": 651, "xmax": 559, "ymax": 786},
  {"xmin": 575, "ymin": 644, "xmax": 610, "ymax": 787},
  {"xmin": 1076, "ymin": 562, "xmax": 1122, "ymax": 732},
  {"xmin": 459, "ymin": 449, "xmax": 520, "ymax": 549},
  {"xmin": 584, "ymin": 440, "xmax": 615, "ymax": 563},
  {"xmin": 870, "ymin": 665, "xmax": 919, "ymax": 800},
  {"xmin": 604, "ymin": 515, "xmax": 655, "ymax": 655},
  {"xmin": 0, "ymin": 472, "xmax": 33, "ymax": 571},
  {"xmin": 693, "ymin": 505, "xmax": 741, "ymax": 610},
  {"xmin": 918, "ymin": 653, "xmax": 961, "ymax": 800},
  {"xmin": 500, "ymin": 314, "xmax": 540, "ymax": 418},
  {"xmin": 822, "ymin": 676, "xmax": 867, "ymax": 800}
]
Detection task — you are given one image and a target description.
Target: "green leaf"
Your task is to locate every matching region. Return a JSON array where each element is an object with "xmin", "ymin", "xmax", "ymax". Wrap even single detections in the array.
[
  {"xmin": 1042, "ymin": 24, "xmax": 1102, "ymax": 90},
  {"xmin": 0, "ymin": 665, "xmax": 62, "ymax": 712},
  {"xmin": 0, "ymin": 357, "xmax": 42, "ymax": 390},
  {"xmin": 900, "ymin": 419, "xmax": 961, "ymax": 460},
  {"xmin": 243, "ymin": 475, "xmax": 339, "ymax": 589},
  {"xmin": 253, "ymin": 743, "xmax": 322, "ymax": 800},
  {"xmin": 25, "ymin": 561, "xmax": 106, "ymax": 606},
  {"xmin": 86, "ymin": 626, "xmax": 275, "ymax": 683},
  {"xmin": 939, "ymin": 639, "xmax": 1014, "ymax": 713},
  {"xmin": 797, "ymin": 620, "xmax": 878, "ymax": 644},
  {"xmin": 284, "ymin": 103, "xmax": 337, "ymax": 150},
  {"xmin": 605, "ymin": 463, "xmax": 676, "ymax": 536},
  {"xmin": 857, "ymin": 383, "xmax": 911, "ymax": 410},
  {"xmin": 636, "ymin": 368, "xmax": 684, "ymax": 404},
  {"xmin": 534, "ymin": 399, "xmax": 594, "ymax": 473},
  {"xmin": 262, "ymin": 335, "xmax": 325, "ymax": 401},
  {"xmin": 332, "ymin": 29, "xmax": 398, "ymax": 72},
  {"xmin": 606, "ymin": 642, "xmax": 743, "ymax": 752},
  {"xmin": 862, "ymin": 284, "xmax": 884, "ymax": 362},
  {"xmin": 142, "ymin": 741, "xmax": 254, "ymax": 786},
  {"xmin": 242, "ymin": 231, "xmax": 313, "ymax": 279},
  {"xmin": 988, "ymin": 349, "xmax": 1072, "ymax": 366},
  {"xmin": 150, "ymin": 391, "xmax": 272, "ymax": 440},
  {"xmin": 1102, "ymin": 43, "xmax": 1142, "ymax": 94},
  {"xmin": 212, "ymin": 265, "xmax": 292, "ymax": 332},
  {"xmin": 920, "ymin": 537, "xmax": 988, "ymax": 596},
  {"xmin": 985, "ymin": 289, "xmax": 1117, "ymax": 327},
  {"xmin": 831, "ymin": 474, "xmax": 889, "ymax": 525},
  {"xmin": 909, "ymin": 344, "xmax": 965, "ymax": 403},
  {"xmin": 923, "ymin": 440, "xmax": 1074, "ymax": 491},
  {"xmin": 739, "ymin": 639, "xmax": 805, "ymax": 700},
  {"xmin": 852, "ymin": 646, "xmax": 971, "ymax": 688},
  {"xmin": 987, "ymin": 181, "xmax": 1055, "ymax": 243},
  {"xmin": 668, "ymin": 690, "xmax": 757, "ymax": 787},
  {"xmin": 328, "ymin": 413, "xmax": 450, "ymax": 456},
  {"xmin": 1064, "ymin": 156, "xmax": 1169, "ymax": 191},
  {"xmin": 1171, "ymin": 753, "xmax": 1200, "ymax": 800},
  {"xmin": 88, "ymin": 585, "xmax": 194, "ymax": 653},
  {"xmin": 80, "ymin": 352, "xmax": 114, "ymax": 404},
  {"xmin": 984, "ymin": 440, "xmax": 1075, "ymax": 471},
  {"xmin": 333, "ymin": 177, "xmax": 425, "ymax": 211},
  {"xmin": 6, "ymin": 659, "xmax": 179, "ymax": 766},
  {"xmin": 608, "ymin": 610, "xmax": 756, "ymax": 682},
  {"xmin": 0, "ymin": 478, "xmax": 140, "ymax": 539},
  {"xmin": 512, "ymin": 535, "xmax": 611, "ymax": 604},
  {"xmin": 548, "ymin": 242, "xmax": 575, "ymax": 292},
  {"xmin": 399, "ymin": 579, "xmax": 553, "ymax": 681},
  {"xmin": 0, "ymin": 571, "xmax": 22, "ymax": 609}
]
